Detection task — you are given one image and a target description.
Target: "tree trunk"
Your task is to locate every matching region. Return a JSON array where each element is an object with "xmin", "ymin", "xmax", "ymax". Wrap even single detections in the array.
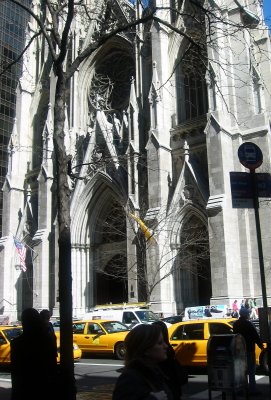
[{"xmin": 53, "ymin": 68, "xmax": 76, "ymax": 399}]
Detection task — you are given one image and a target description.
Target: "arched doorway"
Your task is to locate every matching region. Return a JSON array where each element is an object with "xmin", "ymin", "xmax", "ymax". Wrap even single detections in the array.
[
  {"xmin": 174, "ymin": 214, "xmax": 211, "ymax": 312},
  {"xmin": 93, "ymin": 199, "xmax": 128, "ymax": 305},
  {"xmin": 96, "ymin": 254, "xmax": 128, "ymax": 304}
]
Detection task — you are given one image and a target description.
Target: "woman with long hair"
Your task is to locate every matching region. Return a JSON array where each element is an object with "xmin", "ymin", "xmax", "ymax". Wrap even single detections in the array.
[{"xmin": 112, "ymin": 324, "xmax": 174, "ymax": 400}]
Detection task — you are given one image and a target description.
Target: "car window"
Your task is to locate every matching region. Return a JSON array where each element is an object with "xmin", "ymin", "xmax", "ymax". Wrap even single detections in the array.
[
  {"xmin": 123, "ymin": 312, "xmax": 137, "ymax": 324},
  {"xmin": 101, "ymin": 321, "xmax": 129, "ymax": 333},
  {"xmin": 0, "ymin": 332, "xmax": 7, "ymax": 345},
  {"xmin": 73, "ymin": 323, "xmax": 86, "ymax": 334},
  {"xmin": 135, "ymin": 311, "xmax": 159, "ymax": 322},
  {"xmin": 88, "ymin": 323, "xmax": 102, "ymax": 334},
  {"xmin": 171, "ymin": 323, "xmax": 204, "ymax": 340},
  {"xmin": 163, "ymin": 316, "xmax": 182, "ymax": 324},
  {"xmin": 3, "ymin": 328, "xmax": 23, "ymax": 342},
  {"xmin": 209, "ymin": 323, "xmax": 233, "ymax": 335}
]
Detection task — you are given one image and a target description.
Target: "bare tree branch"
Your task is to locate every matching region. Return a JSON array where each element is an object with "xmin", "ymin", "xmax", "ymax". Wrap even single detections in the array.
[{"xmin": 0, "ymin": 30, "xmax": 42, "ymax": 77}]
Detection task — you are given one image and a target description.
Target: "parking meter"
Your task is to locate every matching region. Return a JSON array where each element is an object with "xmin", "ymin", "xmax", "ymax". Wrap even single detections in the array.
[{"xmin": 207, "ymin": 334, "xmax": 247, "ymax": 397}]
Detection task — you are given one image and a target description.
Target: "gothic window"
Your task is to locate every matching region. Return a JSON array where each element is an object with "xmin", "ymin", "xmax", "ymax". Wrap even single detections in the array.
[
  {"xmin": 252, "ymin": 68, "xmax": 262, "ymax": 114},
  {"xmin": 206, "ymin": 64, "xmax": 217, "ymax": 112},
  {"xmin": 176, "ymin": 50, "xmax": 208, "ymax": 124},
  {"xmin": 88, "ymin": 49, "xmax": 135, "ymax": 114}
]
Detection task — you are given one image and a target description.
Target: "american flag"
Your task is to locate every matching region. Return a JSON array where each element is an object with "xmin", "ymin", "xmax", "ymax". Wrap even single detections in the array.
[{"xmin": 13, "ymin": 236, "xmax": 27, "ymax": 272}]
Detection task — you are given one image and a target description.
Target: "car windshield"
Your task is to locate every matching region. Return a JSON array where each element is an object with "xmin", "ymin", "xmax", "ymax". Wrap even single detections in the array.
[
  {"xmin": 135, "ymin": 311, "xmax": 159, "ymax": 322},
  {"xmin": 101, "ymin": 321, "xmax": 129, "ymax": 333},
  {"xmin": 3, "ymin": 327, "xmax": 23, "ymax": 342}
]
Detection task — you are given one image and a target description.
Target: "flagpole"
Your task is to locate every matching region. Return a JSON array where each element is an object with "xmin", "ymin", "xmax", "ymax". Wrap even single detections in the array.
[{"xmin": 10, "ymin": 232, "xmax": 36, "ymax": 253}]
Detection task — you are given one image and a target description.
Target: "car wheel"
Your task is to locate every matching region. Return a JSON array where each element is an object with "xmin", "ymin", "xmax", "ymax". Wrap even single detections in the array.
[
  {"xmin": 115, "ymin": 342, "xmax": 126, "ymax": 360},
  {"xmin": 260, "ymin": 349, "xmax": 269, "ymax": 375}
]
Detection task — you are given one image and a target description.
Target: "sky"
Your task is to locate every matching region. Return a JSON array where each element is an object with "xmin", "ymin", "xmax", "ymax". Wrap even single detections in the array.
[{"xmin": 263, "ymin": 0, "xmax": 271, "ymax": 29}]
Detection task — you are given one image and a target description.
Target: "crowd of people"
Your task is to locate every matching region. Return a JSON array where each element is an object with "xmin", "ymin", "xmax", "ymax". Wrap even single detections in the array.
[{"xmin": 231, "ymin": 298, "xmax": 258, "ymax": 319}]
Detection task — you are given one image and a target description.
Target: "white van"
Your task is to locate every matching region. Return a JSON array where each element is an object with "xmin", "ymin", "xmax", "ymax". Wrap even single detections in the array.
[{"xmin": 83, "ymin": 303, "xmax": 161, "ymax": 328}]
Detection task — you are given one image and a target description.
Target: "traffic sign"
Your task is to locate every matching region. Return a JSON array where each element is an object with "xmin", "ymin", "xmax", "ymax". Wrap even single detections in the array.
[
  {"xmin": 230, "ymin": 172, "xmax": 271, "ymax": 208},
  {"xmin": 230, "ymin": 172, "xmax": 253, "ymax": 208},
  {"xmin": 237, "ymin": 142, "xmax": 263, "ymax": 170}
]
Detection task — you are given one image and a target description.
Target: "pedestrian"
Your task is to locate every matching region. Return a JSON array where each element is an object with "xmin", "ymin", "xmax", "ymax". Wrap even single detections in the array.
[
  {"xmin": 11, "ymin": 308, "xmax": 58, "ymax": 400},
  {"xmin": 240, "ymin": 299, "xmax": 246, "ymax": 309},
  {"xmin": 40, "ymin": 309, "xmax": 58, "ymax": 358},
  {"xmin": 244, "ymin": 298, "xmax": 251, "ymax": 311},
  {"xmin": 40, "ymin": 309, "xmax": 54, "ymax": 333},
  {"xmin": 231, "ymin": 299, "xmax": 239, "ymax": 318},
  {"xmin": 112, "ymin": 323, "xmax": 175, "ymax": 400},
  {"xmin": 152, "ymin": 321, "xmax": 188, "ymax": 399},
  {"xmin": 248, "ymin": 298, "xmax": 257, "ymax": 320},
  {"xmin": 233, "ymin": 307, "xmax": 263, "ymax": 395}
]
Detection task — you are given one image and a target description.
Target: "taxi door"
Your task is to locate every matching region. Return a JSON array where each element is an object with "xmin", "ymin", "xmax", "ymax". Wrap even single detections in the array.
[
  {"xmin": 86, "ymin": 322, "xmax": 110, "ymax": 352},
  {"xmin": 170, "ymin": 322, "xmax": 208, "ymax": 366},
  {"xmin": 72, "ymin": 322, "xmax": 94, "ymax": 352},
  {"xmin": 0, "ymin": 332, "xmax": 11, "ymax": 364}
]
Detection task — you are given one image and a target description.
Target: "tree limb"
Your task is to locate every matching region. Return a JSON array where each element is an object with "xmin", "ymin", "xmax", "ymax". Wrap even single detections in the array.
[
  {"xmin": 0, "ymin": 30, "xmax": 42, "ymax": 77},
  {"xmin": 5, "ymin": 0, "xmax": 57, "ymax": 61}
]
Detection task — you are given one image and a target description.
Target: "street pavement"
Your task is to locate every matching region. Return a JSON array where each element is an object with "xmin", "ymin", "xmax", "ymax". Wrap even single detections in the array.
[{"xmin": 0, "ymin": 363, "xmax": 270, "ymax": 399}]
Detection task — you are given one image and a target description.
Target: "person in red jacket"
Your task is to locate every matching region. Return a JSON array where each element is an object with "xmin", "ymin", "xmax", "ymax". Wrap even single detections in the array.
[{"xmin": 233, "ymin": 307, "xmax": 263, "ymax": 395}]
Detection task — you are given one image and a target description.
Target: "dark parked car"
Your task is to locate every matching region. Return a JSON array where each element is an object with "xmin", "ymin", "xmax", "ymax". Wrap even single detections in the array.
[{"xmin": 161, "ymin": 315, "xmax": 183, "ymax": 325}]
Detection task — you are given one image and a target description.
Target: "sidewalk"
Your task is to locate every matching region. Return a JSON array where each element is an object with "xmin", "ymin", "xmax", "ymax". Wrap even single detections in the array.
[
  {"xmin": 0, "ymin": 382, "xmax": 114, "ymax": 400},
  {"xmin": 77, "ymin": 383, "xmax": 114, "ymax": 400},
  {"xmin": 1, "ymin": 378, "xmax": 270, "ymax": 399}
]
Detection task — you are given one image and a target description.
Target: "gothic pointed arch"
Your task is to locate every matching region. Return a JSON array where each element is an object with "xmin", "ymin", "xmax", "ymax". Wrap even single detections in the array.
[
  {"xmin": 170, "ymin": 204, "xmax": 211, "ymax": 313},
  {"xmin": 71, "ymin": 172, "xmax": 128, "ymax": 310}
]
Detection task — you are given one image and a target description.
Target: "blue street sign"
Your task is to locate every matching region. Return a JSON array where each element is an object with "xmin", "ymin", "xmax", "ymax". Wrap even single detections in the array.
[
  {"xmin": 238, "ymin": 142, "xmax": 263, "ymax": 170},
  {"xmin": 230, "ymin": 172, "xmax": 271, "ymax": 208}
]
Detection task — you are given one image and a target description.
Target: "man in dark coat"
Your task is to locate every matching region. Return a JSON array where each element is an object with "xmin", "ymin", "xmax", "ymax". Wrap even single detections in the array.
[
  {"xmin": 11, "ymin": 308, "xmax": 58, "ymax": 400},
  {"xmin": 233, "ymin": 307, "xmax": 263, "ymax": 395}
]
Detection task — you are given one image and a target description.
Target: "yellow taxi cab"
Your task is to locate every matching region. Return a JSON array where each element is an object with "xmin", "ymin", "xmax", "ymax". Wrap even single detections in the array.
[
  {"xmin": 168, "ymin": 318, "xmax": 268, "ymax": 373},
  {"xmin": 54, "ymin": 331, "xmax": 82, "ymax": 362},
  {"xmin": 0, "ymin": 325, "xmax": 23, "ymax": 364},
  {"xmin": 72, "ymin": 319, "xmax": 130, "ymax": 360},
  {"xmin": 0, "ymin": 325, "xmax": 81, "ymax": 365}
]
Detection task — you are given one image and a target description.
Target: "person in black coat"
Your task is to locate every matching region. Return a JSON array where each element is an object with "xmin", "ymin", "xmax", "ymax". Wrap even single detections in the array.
[
  {"xmin": 11, "ymin": 308, "xmax": 58, "ymax": 400},
  {"xmin": 233, "ymin": 307, "xmax": 263, "ymax": 395},
  {"xmin": 40, "ymin": 309, "xmax": 58, "ymax": 358},
  {"xmin": 112, "ymin": 324, "xmax": 175, "ymax": 400}
]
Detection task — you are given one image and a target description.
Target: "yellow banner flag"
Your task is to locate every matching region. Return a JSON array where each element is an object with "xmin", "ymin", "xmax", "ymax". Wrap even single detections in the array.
[{"xmin": 130, "ymin": 213, "xmax": 156, "ymax": 243}]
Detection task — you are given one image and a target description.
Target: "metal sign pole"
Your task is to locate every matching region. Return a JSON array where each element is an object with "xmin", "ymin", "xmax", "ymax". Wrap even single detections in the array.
[
  {"xmin": 250, "ymin": 170, "xmax": 268, "ymax": 308},
  {"xmin": 237, "ymin": 142, "xmax": 271, "ymax": 397},
  {"xmin": 251, "ymin": 170, "xmax": 271, "ymax": 398}
]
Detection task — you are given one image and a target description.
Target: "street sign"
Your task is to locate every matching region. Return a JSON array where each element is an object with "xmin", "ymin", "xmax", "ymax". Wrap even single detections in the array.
[
  {"xmin": 256, "ymin": 173, "xmax": 271, "ymax": 197},
  {"xmin": 230, "ymin": 172, "xmax": 271, "ymax": 208},
  {"xmin": 230, "ymin": 172, "xmax": 253, "ymax": 208},
  {"xmin": 237, "ymin": 142, "xmax": 263, "ymax": 170}
]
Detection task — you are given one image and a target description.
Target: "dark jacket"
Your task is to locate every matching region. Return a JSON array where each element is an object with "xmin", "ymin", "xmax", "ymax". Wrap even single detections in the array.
[
  {"xmin": 158, "ymin": 345, "xmax": 187, "ymax": 399},
  {"xmin": 233, "ymin": 317, "xmax": 263, "ymax": 352},
  {"xmin": 112, "ymin": 358, "xmax": 174, "ymax": 400},
  {"xmin": 11, "ymin": 331, "xmax": 58, "ymax": 400}
]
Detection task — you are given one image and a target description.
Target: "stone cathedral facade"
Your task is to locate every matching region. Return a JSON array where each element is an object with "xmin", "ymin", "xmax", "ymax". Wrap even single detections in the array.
[{"xmin": 0, "ymin": 0, "xmax": 271, "ymax": 321}]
